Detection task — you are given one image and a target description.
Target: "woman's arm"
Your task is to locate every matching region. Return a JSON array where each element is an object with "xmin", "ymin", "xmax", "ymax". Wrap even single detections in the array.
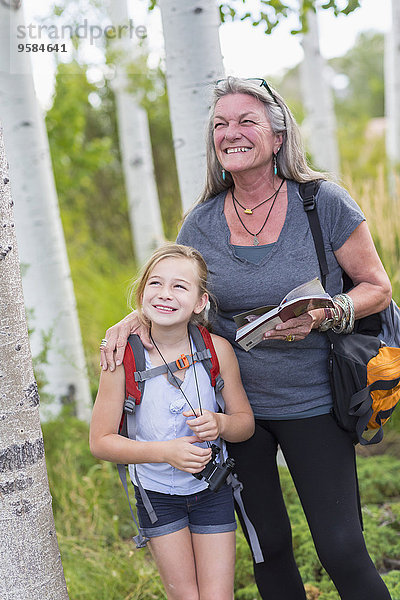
[
  {"xmin": 89, "ymin": 365, "xmax": 212, "ymax": 473},
  {"xmin": 185, "ymin": 334, "xmax": 255, "ymax": 443},
  {"xmin": 100, "ymin": 313, "xmax": 152, "ymax": 371},
  {"xmin": 333, "ymin": 221, "xmax": 391, "ymax": 317},
  {"xmin": 264, "ymin": 221, "xmax": 392, "ymax": 341}
]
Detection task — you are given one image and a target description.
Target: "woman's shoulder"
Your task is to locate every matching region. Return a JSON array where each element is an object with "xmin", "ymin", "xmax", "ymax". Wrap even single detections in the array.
[
  {"xmin": 292, "ymin": 178, "xmax": 350, "ymax": 201},
  {"xmin": 315, "ymin": 179, "xmax": 364, "ymax": 215},
  {"xmin": 178, "ymin": 192, "xmax": 227, "ymax": 242},
  {"xmin": 185, "ymin": 191, "xmax": 226, "ymax": 219}
]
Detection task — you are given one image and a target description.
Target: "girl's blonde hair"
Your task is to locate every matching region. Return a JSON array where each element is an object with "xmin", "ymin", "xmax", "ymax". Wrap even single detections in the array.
[{"xmin": 129, "ymin": 243, "xmax": 211, "ymax": 328}]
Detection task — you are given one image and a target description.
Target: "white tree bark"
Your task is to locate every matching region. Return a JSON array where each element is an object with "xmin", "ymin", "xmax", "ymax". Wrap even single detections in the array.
[
  {"xmin": 0, "ymin": 126, "xmax": 69, "ymax": 600},
  {"xmin": 0, "ymin": 3, "xmax": 92, "ymax": 421},
  {"xmin": 108, "ymin": 0, "xmax": 164, "ymax": 264},
  {"xmin": 385, "ymin": 0, "xmax": 400, "ymax": 170},
  {"xmin": 300, "ymin": 8, "xmax": 340, "ymax": 175},
  {"xmin": 159, "ymin": 0, "xmax": 225, "ymax": 211}
]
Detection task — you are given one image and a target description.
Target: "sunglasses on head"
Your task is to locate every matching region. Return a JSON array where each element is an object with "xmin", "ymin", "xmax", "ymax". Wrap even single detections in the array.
[{"xmin": 215, "ymin": 77, "xmax": 286, "ymax": 126}]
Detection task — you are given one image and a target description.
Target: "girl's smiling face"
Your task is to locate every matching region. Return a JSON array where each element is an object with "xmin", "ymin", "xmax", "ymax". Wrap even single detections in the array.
[
  {"xmin": 141, "ymin": 257, "xmax": 208, "ymax": 328},
  {"xmin": 213, "ymin": 93, "xmax": 282, "ymax": 177}
]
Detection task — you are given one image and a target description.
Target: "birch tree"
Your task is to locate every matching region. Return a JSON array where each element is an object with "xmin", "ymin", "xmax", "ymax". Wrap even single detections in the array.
[
  {"xmin": 385, "ymin": 0, "xmax": 400, "ymax": 173},
  {"xmin": 158, "ymin": 0, "xmax": 225, "ymax": 211},
  {"xmin": 0, "ymin": 2, "xmax": 92, "ymax": 421},
  {"xmin": 0, "ymin": 125, "xmax": 69, "ymax": 600},
  {"xmin": 108, "ymin": 0, "xmax": 164, "ymax": 264},
  {"xmin": 299, "ymin": 7, "xmax": 340, "ymax": 175}
]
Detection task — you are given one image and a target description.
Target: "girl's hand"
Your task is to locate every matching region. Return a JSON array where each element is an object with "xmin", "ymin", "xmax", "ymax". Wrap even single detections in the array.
[
  {"xmin": 163, "ymin": 436, "xmax": 212, "ymax": 473},
  {"xmin": 100, "ymin": 312, "xmax": 152, "ymax": 371},
  {"xmin": 263, "ymin": 308, "xmax": 325, "ymax": 342},
  {"xmin": 183, "ymin": 409, "xmax": 221, "ymax": 442}
]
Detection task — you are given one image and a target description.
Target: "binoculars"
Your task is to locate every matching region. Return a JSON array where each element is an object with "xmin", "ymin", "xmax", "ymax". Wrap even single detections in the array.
[{"xmin": 193, "ymin": 444, "xmax": 235, "ymax": 492}]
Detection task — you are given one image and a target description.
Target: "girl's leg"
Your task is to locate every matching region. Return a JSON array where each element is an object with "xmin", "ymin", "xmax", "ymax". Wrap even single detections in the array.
[
  {"xmin": 227, "ymin": 424, "xmax": 307, "ymax": 600},
  {"xmin": 148, "ymin": 527, "xmax": 199, "ymax": 600},
  {"xmin": 191, "ymin": 531, "xmax": 236, "ymax": 600},
  {"xmin": 273, "ymin": 414, "xmax": 391, "ymax": 600}
]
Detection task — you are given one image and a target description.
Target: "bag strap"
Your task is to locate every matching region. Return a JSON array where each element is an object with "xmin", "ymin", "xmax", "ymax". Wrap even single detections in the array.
[
  {"xmin": 228, "ymin": 474, "xmax": 264, "ymax": 564},
  {"xmin": 116, "ymin": 464, "xmax": 150, "ymax": 548},
  {"xmin": 349, "ymin": 376, "xmax": 400, "ymax": 445},
  {"xmin": 189, "ymin": 323, "xmax": 225, "ymax": 392},
  {"xmin": 123, "ymin": 326, "xmax": 224, "ymax": 397},
  {"xmin": 299, "ymin": 180, "xmax": 329, "ymax": 289},
  {"xmin": 134, "ymin": 348, "xmax": 213, "ymax": 389},
  {"xmin": 123, "ymin": 334, "xmax": 146, "ymax": 407}
]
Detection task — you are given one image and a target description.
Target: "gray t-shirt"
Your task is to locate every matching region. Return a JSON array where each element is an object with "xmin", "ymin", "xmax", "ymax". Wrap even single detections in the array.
[{"xmin": 177, "ymin": 179, "xmax": 365, "ymax": 418}]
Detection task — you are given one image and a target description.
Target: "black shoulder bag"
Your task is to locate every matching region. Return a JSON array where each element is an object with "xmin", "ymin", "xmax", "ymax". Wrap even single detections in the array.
[{"xmin": 300, "ymin": 181, "xmax": 400, "ymax": 446}]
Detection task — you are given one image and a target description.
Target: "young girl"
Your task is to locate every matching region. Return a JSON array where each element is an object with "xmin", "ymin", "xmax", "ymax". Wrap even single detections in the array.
[{"xmin": 90, "ymin": 243, "xmax": 254, "ymax": 600}]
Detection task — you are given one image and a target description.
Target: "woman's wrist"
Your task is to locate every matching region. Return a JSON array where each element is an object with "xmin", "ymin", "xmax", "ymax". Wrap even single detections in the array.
[
  {"xmin": 318, "ymin": 294, "xmax": 355, "ymax": 334},
  {"xmin": 310, "ymin": 308, "xmax": 326, "ymax": 330}
]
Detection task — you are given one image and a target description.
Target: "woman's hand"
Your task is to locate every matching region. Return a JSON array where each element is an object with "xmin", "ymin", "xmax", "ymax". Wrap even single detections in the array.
[
  {"xmin": 263, "ymin": 308, "xmax": 325, "ymax": 342},
  {"xmin": 163, "ymin": 436, "xmax": 212, "ymax": 473},
  {"xmin": 100, "ymin": 312, "xmax": 152, "ymax": 371},
  {"xmin": 183, "ymin": 409, "xmax": 221, "ymax": 442}
]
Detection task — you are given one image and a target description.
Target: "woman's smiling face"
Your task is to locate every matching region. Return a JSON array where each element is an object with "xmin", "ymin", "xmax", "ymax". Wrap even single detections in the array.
[{"xmin": 213, "ymin": 93, "xmax": 282, "ymax": 177}]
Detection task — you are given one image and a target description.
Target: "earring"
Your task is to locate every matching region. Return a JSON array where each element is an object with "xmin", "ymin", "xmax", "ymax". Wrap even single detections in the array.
[
  {"xmin": 222, "ymin": 168, "xmax": 226, "ymax": 181},
  {"xmin": 273, "ymin": 154, "xmax": 277, "ymax": 176}
]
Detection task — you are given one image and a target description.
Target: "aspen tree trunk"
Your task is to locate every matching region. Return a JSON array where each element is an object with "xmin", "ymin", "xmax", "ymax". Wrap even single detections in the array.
[
  {"xmin": 159, "ymin": 0, "xmax": 225, "ymax": 211},
  {"xmin": 385, "ymin": 0, "xmax": 400, "ymax": 173},
  {"xmin": 300, "ymin": 8, "xmax": 340, "ymax": 175},
  {"xmin": 108, "ymin": 0, "xmax": 164, "ymax": 264},
  {"xmin": 0, "ymin": 126, "xmax": 69, "ymax": 600},
  {"xmin": 0, "ymin": 3, "xmax": 92, "ymax": 421}
]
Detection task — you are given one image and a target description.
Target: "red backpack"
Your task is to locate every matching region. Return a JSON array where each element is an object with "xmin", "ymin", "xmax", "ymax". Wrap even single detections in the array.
[{"xmin": 119, "ymin": 323, "xmax": 224, "ymax": 436}]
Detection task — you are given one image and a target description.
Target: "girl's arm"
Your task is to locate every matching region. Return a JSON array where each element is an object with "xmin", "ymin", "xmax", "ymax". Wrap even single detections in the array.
[
  {"xmin": 184, "ymin": 335, "xmax": 254, "ymax": 443},
  {"xmin": 89, "ymin": 364, "xmax": 212, "ymax": 473}
]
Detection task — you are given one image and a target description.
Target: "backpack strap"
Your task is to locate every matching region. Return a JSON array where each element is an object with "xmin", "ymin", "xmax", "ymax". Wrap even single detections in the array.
[
  {"xmin": 134, "ymin": 348, "xmax": 214, "ymax": 389},
  {"xmin": 349, "ymin": 375, "xmax": 400, "ymax": 445},
  {"xmin": 116, "ymin": 464, "xmax": 150, "ymax": 549},
  {"xmin": 228, "ymin": 473, "xmax": 264, "ymax": 563},
  {"xmin": 123, "ymin": 334, "xmax": 146, "ymax": 407},
  {"xmin": 189, "ymin": 324, "xmax": 225, "ymax": 393},
  {"xmin": 299, "ymin": 180, "xmax": 329, "ymax": 289},
  {"xmin": 119, "ymin": 334, "xmax": 157, "ymax": 546}
]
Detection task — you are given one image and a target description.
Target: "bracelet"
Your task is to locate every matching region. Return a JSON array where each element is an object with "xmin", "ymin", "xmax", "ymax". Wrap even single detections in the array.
[
  {"xmin": 318, "ymin": 307, "xmax": 335, "ymax": 332},
  {"xmin": 331, "ymin": 293, "xmax": 355, "ymax": 334}
]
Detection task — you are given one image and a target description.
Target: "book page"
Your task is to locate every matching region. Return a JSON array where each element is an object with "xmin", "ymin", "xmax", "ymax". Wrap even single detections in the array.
[
  {"xmin": 280, "ymin": 277, "xmax": 326, "ymax": 306},
  {"xmin": 233, "ymin": 305, "xmax": 277, "ymax": 328}
]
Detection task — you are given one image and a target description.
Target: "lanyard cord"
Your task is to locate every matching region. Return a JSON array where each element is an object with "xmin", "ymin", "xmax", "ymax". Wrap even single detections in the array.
[{"xmin": 149, "ymin": 328, "xmax": 211, "ymax": 449}]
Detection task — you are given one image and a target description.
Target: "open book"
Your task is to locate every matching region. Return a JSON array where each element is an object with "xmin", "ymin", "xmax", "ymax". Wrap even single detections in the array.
[{"xmin": 234, "ymin": 278, "xmax": 333, "ymax": 351}]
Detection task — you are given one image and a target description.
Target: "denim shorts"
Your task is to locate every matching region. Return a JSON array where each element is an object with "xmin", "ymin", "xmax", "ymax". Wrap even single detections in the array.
[{"xmin": 134, "ymin": 483, "xmax": 237, "ymax": 538}]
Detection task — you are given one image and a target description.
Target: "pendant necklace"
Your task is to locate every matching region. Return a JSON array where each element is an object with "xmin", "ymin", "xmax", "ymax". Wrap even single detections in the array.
[
  {"xmin": 232, "ymin": 178, "xmax": 285, "ymax": 246},
  {"xmin": 232, "ymin": 186, "xmax": 278, "ymax": 215}
]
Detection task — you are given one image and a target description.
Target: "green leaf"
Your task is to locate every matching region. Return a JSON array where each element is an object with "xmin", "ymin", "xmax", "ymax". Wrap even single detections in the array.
[{"xmin": 341, "ymin": 0, "xmax": 361, "ymax": 16}]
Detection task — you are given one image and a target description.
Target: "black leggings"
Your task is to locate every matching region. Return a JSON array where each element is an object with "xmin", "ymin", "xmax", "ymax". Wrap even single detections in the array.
[{"xmin": 227, "ymin": 414, "xmax": 391, "ymax": 600}]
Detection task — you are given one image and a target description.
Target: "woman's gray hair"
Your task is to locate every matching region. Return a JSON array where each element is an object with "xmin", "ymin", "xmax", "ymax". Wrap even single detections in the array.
[{"xmin": 197, "ymin": 76, "xmax": 329, "ymax": 204}]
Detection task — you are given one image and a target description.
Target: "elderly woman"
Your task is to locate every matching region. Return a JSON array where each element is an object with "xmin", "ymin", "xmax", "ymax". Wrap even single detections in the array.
[{"xmin": 102, "ymin": 77, "xmax": 392, "ymax": 599}]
